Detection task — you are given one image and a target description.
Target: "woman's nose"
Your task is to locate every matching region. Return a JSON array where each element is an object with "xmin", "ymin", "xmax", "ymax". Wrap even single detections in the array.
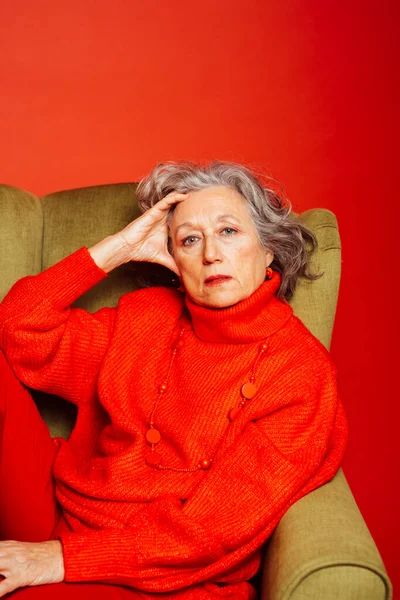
[{"xmin": 203, "ymin": 237, "xmax": 223, "ymax": 264}]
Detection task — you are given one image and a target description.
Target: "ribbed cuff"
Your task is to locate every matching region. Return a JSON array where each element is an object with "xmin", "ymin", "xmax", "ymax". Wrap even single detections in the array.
[{"xmin": 59, "ymin": 530, "xmax": 113, "ymax": 583}]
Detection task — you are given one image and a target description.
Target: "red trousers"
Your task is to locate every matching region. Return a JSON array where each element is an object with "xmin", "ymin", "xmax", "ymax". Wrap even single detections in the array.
[{"xmin": 0, "ymin": 350, "xmax": 150, "ymax": 599}]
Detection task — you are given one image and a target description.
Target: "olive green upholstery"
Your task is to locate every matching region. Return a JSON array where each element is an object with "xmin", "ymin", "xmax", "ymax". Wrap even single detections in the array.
[{"xmin": 0, "ymin": 183, "xmax": 392, "ymax": 599}]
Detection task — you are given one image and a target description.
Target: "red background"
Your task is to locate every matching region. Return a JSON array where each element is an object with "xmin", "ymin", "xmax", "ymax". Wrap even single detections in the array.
[{"xmin": 0, "ymin": 0, "xmax": 398, "ymax": 593}]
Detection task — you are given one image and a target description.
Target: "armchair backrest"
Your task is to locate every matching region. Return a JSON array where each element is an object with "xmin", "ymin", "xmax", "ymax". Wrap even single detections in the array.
[{"xmin": 0, "ymin": 182, "xmax": 342, "ymax": 350}]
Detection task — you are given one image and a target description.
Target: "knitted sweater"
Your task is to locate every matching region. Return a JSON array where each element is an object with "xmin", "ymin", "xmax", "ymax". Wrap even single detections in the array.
[{"xmin": 0, "ymin": 247, "xmax": 348, "ymax": 599}]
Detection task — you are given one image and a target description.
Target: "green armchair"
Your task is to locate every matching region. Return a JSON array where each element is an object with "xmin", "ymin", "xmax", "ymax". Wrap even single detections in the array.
[{"xmin": 0, "ymin": 182, "xmax": 393, "ymax": 599}]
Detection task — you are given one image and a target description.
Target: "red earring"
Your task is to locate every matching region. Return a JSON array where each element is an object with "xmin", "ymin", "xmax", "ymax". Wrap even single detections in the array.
[{"xmin": 265, "ymin": 267, "xmax": 273, "ymax": 280}]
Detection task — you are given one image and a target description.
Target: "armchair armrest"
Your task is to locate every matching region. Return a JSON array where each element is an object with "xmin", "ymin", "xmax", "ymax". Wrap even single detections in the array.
[{"xmin": 261, "ymin": 468, "xmax": 392, "ymax": 600}]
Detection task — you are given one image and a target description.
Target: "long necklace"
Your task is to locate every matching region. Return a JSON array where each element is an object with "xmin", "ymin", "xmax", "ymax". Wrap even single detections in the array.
[{"xmin": 145, "ymin": 325, "xmax": 269, "ymax": 472}]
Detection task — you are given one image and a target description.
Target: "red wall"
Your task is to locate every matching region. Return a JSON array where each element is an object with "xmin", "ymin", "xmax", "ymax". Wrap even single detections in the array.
[{"xmin": 1, "ymin": 0, "xmax": 398, "ymax": 592}]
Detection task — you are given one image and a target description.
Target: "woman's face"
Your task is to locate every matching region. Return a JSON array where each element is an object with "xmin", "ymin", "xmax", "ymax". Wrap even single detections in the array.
[{"xmin": 170, "ymin": 186, "xmax": 274, "ymax": 308}]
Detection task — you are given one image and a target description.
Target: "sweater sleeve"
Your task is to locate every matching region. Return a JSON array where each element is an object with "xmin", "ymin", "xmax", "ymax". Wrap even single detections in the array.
[
  {"xmin": 58, "ymin": 356, "xmax": 349, "ymax": 592},
  {"xmin": 0, "ymin": 247, "xmax": 115, "ymax": 405}
]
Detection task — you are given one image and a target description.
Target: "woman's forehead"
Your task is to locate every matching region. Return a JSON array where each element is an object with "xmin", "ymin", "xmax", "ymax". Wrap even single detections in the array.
[{"xmin": 170, "ymin": 186, "xmax": 249, "ymax": 227}]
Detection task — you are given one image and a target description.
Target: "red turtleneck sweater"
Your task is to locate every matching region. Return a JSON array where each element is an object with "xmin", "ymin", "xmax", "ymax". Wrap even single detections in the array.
[{"xmin": 0, "ymin": 247, "xmax": 348, "ymax": 599}]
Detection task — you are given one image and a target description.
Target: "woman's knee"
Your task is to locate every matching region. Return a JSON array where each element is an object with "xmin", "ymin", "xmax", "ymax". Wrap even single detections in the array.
[
  {"xmin": 0, "ymin": 349, "xmax": 33, "ymax": 416},
  {"xmin": 0, "ymin": 350, "xmax": 12, "ymax": 415},
  {"xmin": 0, "ymin": 349, "xmax": 14, "ymax": 378}
]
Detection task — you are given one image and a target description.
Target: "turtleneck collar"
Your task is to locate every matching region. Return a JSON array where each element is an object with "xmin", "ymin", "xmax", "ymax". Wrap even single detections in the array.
[{"xmin": 182, "ymin": 271, "xmax": 293, "ymax": 344}]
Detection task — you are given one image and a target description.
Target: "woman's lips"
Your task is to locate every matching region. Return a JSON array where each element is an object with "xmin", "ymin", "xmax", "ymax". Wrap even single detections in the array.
[{"xmin": 204, "ymin": 275, "xmax": 232, "ymax": 286}]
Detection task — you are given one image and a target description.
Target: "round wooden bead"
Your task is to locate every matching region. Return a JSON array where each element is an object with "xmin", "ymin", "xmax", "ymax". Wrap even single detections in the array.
[
  {"xmin": 198, "ymin": 458, "xmax": 212, "ymax": 470},
  {"xmin": 241, "ymin": 382, "xmax": 258, "ymax": 399},
  {"xmin": 146, "ymin": 428, "xmax": 161, "ymax": 444},
  {"xmin": 145, "ymin": 451, "xmax": 162, "ymax": 466},
  {"xmin": 228, "ymin": 407, "xmax": 242, "ymax": 422}
]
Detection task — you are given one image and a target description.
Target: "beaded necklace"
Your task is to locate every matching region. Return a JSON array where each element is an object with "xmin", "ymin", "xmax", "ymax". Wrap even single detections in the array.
[{"xmin": 145, "ymin": 323, "xmax": 269, "ymax": 472}]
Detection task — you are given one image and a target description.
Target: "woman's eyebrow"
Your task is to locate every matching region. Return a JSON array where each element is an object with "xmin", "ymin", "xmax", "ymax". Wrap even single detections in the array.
[
  {"xmin": 175, "ymin": 221, "xmax": 195, "ymax": 235},
  {"xmin": 175, "ymin": 214, "xmax": 239, "ymax": 235}
]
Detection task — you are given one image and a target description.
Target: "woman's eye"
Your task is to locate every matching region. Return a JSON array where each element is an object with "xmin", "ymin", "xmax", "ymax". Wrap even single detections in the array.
[
  {"xmin": 221, "ymin": 227, "xmax": 237, "ymax": 235},
  {"xmin": 182, "ymin": 236, "xmax": 198, "ymax": 246}
]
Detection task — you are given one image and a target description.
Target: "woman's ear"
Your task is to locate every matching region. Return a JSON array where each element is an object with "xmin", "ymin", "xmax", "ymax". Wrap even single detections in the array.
[{"xmin": 265, "ymin": 250, "xmax": 274, "ymax": 267}]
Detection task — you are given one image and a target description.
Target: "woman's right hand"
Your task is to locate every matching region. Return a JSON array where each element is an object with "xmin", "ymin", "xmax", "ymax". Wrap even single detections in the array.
[
  {"xmin": 118, "ymin": 191, "xmax": 189, "ymax": 274},
  {"xmin": 88, "ymin": 191, "xmax": 189, "ymax": 274}
]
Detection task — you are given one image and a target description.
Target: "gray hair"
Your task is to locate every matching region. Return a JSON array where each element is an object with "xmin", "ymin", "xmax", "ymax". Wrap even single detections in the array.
[{"xmin": 135, "ymin": 160, "xmax": 322, "ymax": 301}]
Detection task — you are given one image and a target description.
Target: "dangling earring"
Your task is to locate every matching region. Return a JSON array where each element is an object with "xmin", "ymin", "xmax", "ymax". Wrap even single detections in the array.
[{"xmin": 265, "ymin": 267, "xmax": 273, "ymax": 280}]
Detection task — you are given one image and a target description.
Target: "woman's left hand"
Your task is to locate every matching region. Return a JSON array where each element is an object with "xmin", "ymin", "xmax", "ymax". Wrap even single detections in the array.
[{"xmin": 0, "ymin": 540, "xmax": 64, "ymax": 597}]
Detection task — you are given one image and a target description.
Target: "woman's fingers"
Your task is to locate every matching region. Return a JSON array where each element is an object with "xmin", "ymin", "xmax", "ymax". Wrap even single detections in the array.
[
  {"xmin": 0, "ymin": 578, "xmax": 15, "ymax": 598},
  {"xmin": 161, "ymin": 191, "xmax": 189, "ymax": 206},
  {"xmin": 120, "ymin": 191, "xmax": 189, "ymax": 264},
  {"xmin": 125, "ymin": 191, "xmax": 188, "ymax": 234},
  {"xmin": 109, "ymin": 190, "xmax": 189, "ymax": 270},
  {"xmin": 151, "ymin": 191, "xmax": 189, "ymax": 218}
]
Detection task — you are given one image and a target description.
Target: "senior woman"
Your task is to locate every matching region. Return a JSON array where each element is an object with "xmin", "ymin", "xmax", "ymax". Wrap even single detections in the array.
[{"xmin": 0, "ymin": 161, "xmax": 348, "ymax": 599}]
